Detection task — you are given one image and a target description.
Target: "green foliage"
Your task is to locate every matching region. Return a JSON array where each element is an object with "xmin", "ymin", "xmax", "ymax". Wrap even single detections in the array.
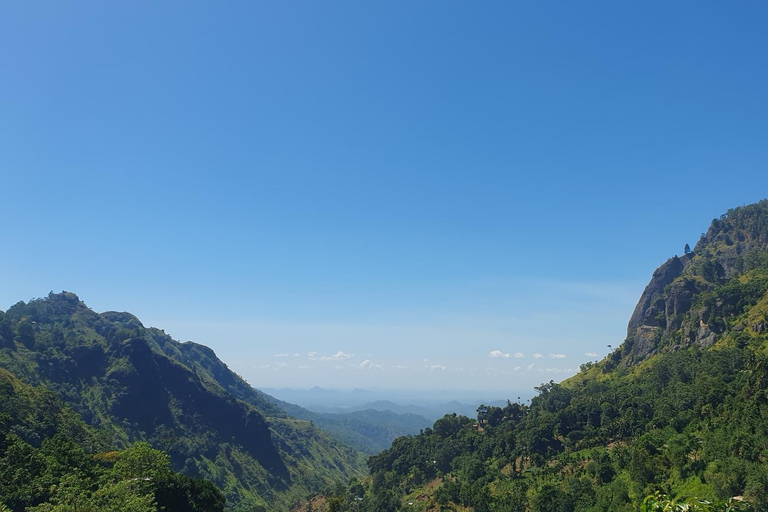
[
  {"xmin": 317, "ymin": 202, "xmax": 768, "ymax": 511},
  {"xmin": 0, "ymin": 367, "xmax": 224, "ymax": 512},
  {"xmin": 113, "ymin": 442, "xmax": 173, "ymax": 482},
  {"xmin": 0, "ymin": 292, "xmax": 365, "ymax": 510}
]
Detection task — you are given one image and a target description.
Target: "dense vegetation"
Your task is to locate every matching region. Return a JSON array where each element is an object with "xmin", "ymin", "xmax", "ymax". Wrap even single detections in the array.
[
  {"xmin": 0, "ymin": 367, "xmax": 225, "ymax": 511},
  {"xmin": 0, "ymin": 296, "xmax": 365, "ymax": 511},
  {"xmin": 311, "ymin": 200, "xmax": 768, "ymax": 511}
]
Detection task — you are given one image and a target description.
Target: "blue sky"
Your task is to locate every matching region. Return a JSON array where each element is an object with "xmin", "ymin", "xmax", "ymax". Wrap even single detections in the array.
[{"xmin": 1, "ymin": 1, "xmax": 767, "ymax": 394}]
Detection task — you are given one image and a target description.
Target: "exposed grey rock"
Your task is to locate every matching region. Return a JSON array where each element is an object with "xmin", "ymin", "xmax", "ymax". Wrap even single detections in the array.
[
  {"xmin": 664, "ymin": 277, "xmax": 699, "ymax": 331},
  {"xmin": 619, "ymin": 201, "xmax": 768, "ymax": 366},
  {"xmin": 625, "ymin": 254, "xmax": 694, "ymax": 362},
  {"xmin": 697, "ymin": 331, "xmax": 717, "ymax": 348},
  {"xmin": 626, "ymin": 256, "xmax": 685, "ymax": 338}
]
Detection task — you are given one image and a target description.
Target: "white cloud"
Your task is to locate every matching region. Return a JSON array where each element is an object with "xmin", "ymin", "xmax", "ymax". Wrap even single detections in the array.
[
  {"xmin": 538, "ymin": 367, "xmax": 576, "ymax": 374},
  {"xmin": 297, "ymin": 365, "xmax": 315, "ymax": 369},
  {"xmin": 585, "ymin": 352, "xmax": 599, "ymax": 357},
  {"xmin": 358, "ymin": 360, "xmax": 384, "ymax": 370},
  {"xmin": 549, "ymin": 353, "xmax": 566, "ymax": 359},
  {"xmin": 275, "ymin": 362, "xmax": 289, "ymax": 369},
  {"xmin": 514, "ymin": 352, "xmax": 526, "ymax": 358},
  {"xmin": 318, "ymin": 351, "xmax": 354, "ymax": 361},
  {"xmin": 527, "ymin": 363, "xmax": 535, "ymax": 370},
  {"xmin": 274, "ymin": 353, "xmax": 290, "ymax": 357},
  {"xmin": 259, "ymin": 364, "xmax": 271, "ymax": 369},
  {"xmin": 489, "ymin": 350, "xmax": 511, "ymax": 358},
  {"xmin": 293, "ymin": 353, "xmax": 301, "ymax": 357},
  {"xmin": 428, "ymin": 364, "xmax": 447, "ymax": 371},
  {"xmin": 513, "ymin": 366, "xmax": 522, "ymax": 371},
  {"xmin": 392, "ymin": 365, "xmax": 409, "ymax": 370},
  {"xmin": 307, "ymin": 351, "xmax": 317, "ymax": 357},
  {"xmin": 533, "ymin": 353, "xmax": 544, "ymax": 359}
]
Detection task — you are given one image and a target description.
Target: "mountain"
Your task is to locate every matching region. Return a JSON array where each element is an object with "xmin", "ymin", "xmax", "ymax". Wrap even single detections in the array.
[
  {"xmin": 622, "ymin": 201, "xmax": 768, "ymax": 366},
  {"xmin": 264, "ymin": 387, "xmax": 516, "ymax": 421},
  {"xmin": 313, "ymin": 200, "xmax": 768, "ymax": 511},
  {"xmin": 0, "ymin": 366, "xmax": 226, "ymax": 511},
  {"xmin": 0, "ymin": 294, "xmax": 365, "ymax": 511},
  {"xmin": 265, "ymin": 395, "xmax": 433, "ymax": 455}
]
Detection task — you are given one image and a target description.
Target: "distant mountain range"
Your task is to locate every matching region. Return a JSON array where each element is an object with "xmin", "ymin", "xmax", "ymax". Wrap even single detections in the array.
[
  {"xmin": 262, "ymin": 387, "xmax": 516, "ymax": 421},
  {"xmin": 264, "ymin": 396, "xmax": 433, "ymax": 455}
]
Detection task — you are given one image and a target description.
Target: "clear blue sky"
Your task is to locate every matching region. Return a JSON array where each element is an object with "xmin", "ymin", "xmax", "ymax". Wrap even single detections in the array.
[{"xmin": 1, "ymin": 1, "xmax": 767, "ymax": 394}]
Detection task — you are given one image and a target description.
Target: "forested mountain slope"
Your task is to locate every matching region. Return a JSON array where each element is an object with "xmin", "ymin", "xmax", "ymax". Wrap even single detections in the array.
[
  {"xmin": 314, "ymin": 200, "xmax": 768, "ymax": 512},
  {"xmin": 0, "ymin": 366, "xmax": 226, "ymax": 511},
  {"xmin": 0, "ymin": 295, "xmax": 365, "ymax": 511},
  {"xmin": 148, "ymin": 337, "xmax": 432, "ymax": 455}
]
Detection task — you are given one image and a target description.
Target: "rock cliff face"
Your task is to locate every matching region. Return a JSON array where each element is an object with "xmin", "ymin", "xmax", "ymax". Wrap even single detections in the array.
[
  {"xmin": 624, "ymin": 254, "xmax": 692, "ymax": 363},
  {"xmin": 622, "ymin": 200, "xmax": 768, "ymax": 365}
]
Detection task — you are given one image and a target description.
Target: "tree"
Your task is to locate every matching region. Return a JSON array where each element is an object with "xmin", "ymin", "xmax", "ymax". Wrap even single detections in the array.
[
  {"xmin": 113, "ymin": 442, "xmax": 172, "ymax": 484},
  {"xmin": 530, "ymin": 484, "xmax": 572, "ymax": 512},
  {"xmin": 685, "ymin": 243, "xmax": 692, "ymax": 254},
  {"xmin": 155, "ymin": 474, "xmax": 226, "ymax": 512}
]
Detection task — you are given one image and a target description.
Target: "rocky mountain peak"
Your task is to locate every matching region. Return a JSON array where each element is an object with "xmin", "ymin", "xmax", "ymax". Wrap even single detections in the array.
[{"xmin": 621, "ymin": 200, "xmax": 768, "ymax": 366}]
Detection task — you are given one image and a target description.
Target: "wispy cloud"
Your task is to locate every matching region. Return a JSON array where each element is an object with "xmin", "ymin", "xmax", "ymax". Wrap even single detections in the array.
[
  {"xmin": 259, "ymin": 362, "xmax": 289, "ymax": 369},
  {"xmin": 538, "ymin": 367, "xmax": 575, "ymax": 374},
  {"xmin": 427, "ymin": 364, "xmax": 447, "ymax": 371},
  {"xmin": 533, "ymin": 353, "xmax": 543, "ymax": 359},
  {"xmin": 274, "ymin": 353, "xmax": 290, "ymax": 357},
  {"xmin": 358, "ymin": 360, "xmax": 384, "ymax": 370},
  {"xmin": 585, "ymin": 352, "xmax": 599, "ymax": 357},
  {"xmin": 490, "ymin": 350, "xmax": 526, "ymax": 359},
  {"xmin": 306, "ymin": 350, "xmax": 355, "ymax": 361},
  {"xmin": 549, "ymin": 353, "xmax": 566, "ymax": 359},
  {"xmin": 318, "ymin": 351, "xmax": 354, "ymax": 361}
]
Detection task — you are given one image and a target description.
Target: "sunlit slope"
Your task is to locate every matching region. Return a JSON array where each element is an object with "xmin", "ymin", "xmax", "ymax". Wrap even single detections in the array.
[
  {"xmin": 0, "ymin": 294, "xmax": 365, "ymax": 511},
  {"xmin": 315, "ymin": 200, "xmax": 768, "ymax": 511}
]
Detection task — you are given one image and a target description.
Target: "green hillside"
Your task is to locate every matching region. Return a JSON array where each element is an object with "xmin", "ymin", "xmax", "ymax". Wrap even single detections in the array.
[
  {"xmin": 0, "ymin": 296, "xmax": 365, "ymax": 511},
  {"xmin": 314, "ymin": 200, "xmax": 768, "ymax": 511},
  {"xmin": 0, "ymin": 366, "xmax": 225, "ymax": 511}
]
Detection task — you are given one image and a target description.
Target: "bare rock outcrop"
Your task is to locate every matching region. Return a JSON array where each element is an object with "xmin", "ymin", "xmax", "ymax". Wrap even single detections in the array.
[{"xmin": 624, "ymin": 254, "xmax": 692, "ymax": 363}]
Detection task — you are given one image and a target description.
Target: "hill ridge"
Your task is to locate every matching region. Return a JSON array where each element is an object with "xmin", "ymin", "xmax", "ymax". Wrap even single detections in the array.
[
  {"xmin": 0, "ymin": 293, "xmax": 365, "ymax": 511},
  {"xmin": 313, "ymin": 199, "xmax": 768, "ymax": 512}
]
